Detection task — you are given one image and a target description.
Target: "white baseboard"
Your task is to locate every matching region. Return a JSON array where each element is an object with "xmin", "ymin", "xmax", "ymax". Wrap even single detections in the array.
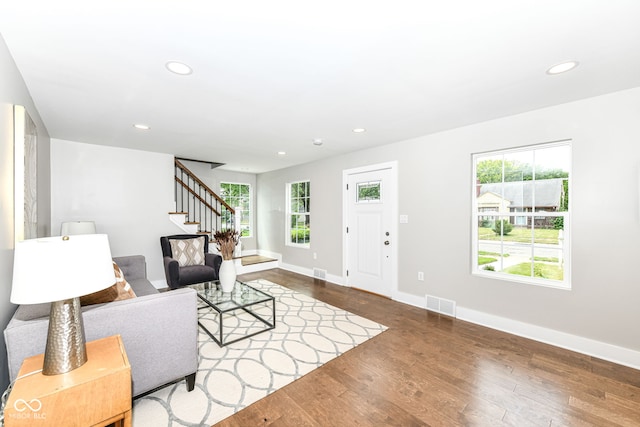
[
  {"xmin": 255, "ymin": 249, "xmax": 281, "ymax": 262},
  {"xmin": 236, "ymin": 260, "xmax": 279, "ymax": 275},
  {"xmin": 279, "ymin": 262, "xmax": 347, "ymax": 287},
  {"xmin": 393, "ymin": 291, "xmax": 428, "ymax": 309},
  {"xmin": 456, "ymin": 306, "xmax": 640, "ymax": 370}
]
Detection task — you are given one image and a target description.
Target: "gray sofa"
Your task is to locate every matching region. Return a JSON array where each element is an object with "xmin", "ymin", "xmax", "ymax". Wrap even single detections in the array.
[{"xmin": 4, "ymin": 255, "xmax": 198, "ymax": 398}]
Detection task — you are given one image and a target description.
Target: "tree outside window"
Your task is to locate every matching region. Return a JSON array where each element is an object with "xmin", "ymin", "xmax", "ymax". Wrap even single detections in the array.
[
  {"xmin": 473, "ymin": 141, "xmax": 571, "ymax": 288},
  {"xmin": 220, "ymin": 182, "xmax": 251, "ymax": 237},
  {"xmin": 287, "ymin": 181, "xmax": 310, "ymax": 247}
]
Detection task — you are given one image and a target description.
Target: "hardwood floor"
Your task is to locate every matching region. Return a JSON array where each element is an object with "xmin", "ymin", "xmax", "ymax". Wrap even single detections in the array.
[{"xmin": 217, "ymin": 268, "xmax": 640, "ymax": 426}]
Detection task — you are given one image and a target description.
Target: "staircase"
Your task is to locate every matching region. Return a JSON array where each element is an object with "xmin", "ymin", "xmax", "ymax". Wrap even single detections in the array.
[
  {"xmin": 169, "ymin": 158, "xmax": 279, "ymax": 272},
  {"xmin": 169, "ymin": 158, "xmax": 236, "ymax": 245}
]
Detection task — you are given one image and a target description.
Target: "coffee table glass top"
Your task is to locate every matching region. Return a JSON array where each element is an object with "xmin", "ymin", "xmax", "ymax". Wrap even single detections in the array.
[
  {"xmin": 185, "ymin": 280, "xmax": 276, "ymax": 346},
  {"xmin": 188, "ymin": 280, "xmax": 272, "ymax": 311}
]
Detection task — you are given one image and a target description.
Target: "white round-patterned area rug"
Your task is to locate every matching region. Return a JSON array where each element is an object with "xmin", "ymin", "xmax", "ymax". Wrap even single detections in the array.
[{"xmin": 132, "ymin": 279, "xmax": 387, "ymax": 426}]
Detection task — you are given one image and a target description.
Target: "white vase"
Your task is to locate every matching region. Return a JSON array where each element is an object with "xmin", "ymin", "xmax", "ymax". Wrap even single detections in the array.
[{"xmin": 219, "ymin": 259, "xmax": 236, "ymax": 293}]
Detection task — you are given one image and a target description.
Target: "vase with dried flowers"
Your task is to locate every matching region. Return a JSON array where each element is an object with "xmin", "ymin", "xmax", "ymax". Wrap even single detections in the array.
[{"xmin": 213, "ymin": 229, "xmax": 240, "ymax": 292}]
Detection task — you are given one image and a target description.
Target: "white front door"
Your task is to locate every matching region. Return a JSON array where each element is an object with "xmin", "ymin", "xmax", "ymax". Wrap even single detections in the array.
[{"xmin": 344, "ymin": 163, "xmax": 397, "ymax": 297}]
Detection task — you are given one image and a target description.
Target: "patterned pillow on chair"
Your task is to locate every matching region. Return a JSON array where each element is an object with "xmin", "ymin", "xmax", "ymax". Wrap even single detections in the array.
[{"xmin": 169, "ymin": 237, "xmax": 206, "ymax": 267}]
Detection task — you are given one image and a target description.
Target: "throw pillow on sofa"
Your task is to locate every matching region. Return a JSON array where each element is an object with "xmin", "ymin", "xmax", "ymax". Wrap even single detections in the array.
[{"xmin": 80, "ymin": 261, "xmax": 137, "ymax": 306}]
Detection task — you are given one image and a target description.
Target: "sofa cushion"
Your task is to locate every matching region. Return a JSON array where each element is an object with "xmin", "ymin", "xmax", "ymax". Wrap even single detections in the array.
[
  {"xmin": 80, "ymin": 261, "xmax": 136, "ymax": 306},
  {"xmin": 169, "ymin": 237, "xmax": 205, "ymax": 267}
]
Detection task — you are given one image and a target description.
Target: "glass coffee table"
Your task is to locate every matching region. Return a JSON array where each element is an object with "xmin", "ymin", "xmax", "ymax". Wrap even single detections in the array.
[{"xmin": 186, "ymin": 280, "xmax": 275, "ymax": 346}]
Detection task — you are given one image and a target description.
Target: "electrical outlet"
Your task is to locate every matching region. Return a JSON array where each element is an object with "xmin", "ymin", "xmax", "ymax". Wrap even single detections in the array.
[
  {"xmin": 418, "ymin": 272, "xmax": 424, "ymax": 281},
  {"xmin": 313, "ymin": 252, "xmax": 317, "ymax": 260}
]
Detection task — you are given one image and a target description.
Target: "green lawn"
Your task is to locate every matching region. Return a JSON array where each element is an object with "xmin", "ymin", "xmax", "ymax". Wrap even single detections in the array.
[
  {"xmin": 503, "ymin": 262, "xmax": 563, "ymax": 280},
  {"xmin": 478, "ymin": 227, "xmax": 560, "ymax": 244},
  {"xmin": 478, "ymin": 256, "xmax": 497, "ymax": 265}
]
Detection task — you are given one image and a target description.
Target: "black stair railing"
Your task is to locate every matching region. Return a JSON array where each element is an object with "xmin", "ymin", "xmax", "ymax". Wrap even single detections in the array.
[{"xmin": 173, "ymin": 158, "xmax": 235, "ymax": 237}]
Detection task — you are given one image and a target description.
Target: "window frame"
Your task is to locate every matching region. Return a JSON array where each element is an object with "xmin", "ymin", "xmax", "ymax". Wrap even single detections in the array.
[
  {"xmin": 220, "ymin": 181, "xmax": 252, "ymax": 238},
  {"xmin": 471, "ymin": 141, "xmax": 571, "ymax": 289},
  {"xmin": 286, "ymin": 180, "xmax": 311, "ymax": 248}
]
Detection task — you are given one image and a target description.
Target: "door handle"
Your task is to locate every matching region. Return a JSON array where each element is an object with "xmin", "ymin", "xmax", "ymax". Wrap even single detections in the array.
[{"xmin": 384, "ymin": 240, "xmax": 390, "ymax": 245}]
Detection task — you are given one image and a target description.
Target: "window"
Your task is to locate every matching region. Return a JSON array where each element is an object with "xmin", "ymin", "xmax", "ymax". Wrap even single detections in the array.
[
  {"xmin": 472, "ymin": 141, "xmax": 571, "ymax": 288},
  {"xmin": 220, "ymin": 182, "xmax": 251, "ymax": 237},
  {"xmin": 287, "ymin": 180, "xmax": 310, "ymax": 247},
  {"xmin": 357, "ymin": 181, "xmax": 381, "ymax": 202}
]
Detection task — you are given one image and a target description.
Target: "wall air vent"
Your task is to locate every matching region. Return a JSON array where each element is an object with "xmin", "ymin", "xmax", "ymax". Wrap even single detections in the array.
[
  {"xmin": 313, "ymin": 268, "xmax": 327, "ymax": 280},
  {"xmin": 425, "ymin": 294, "xmax": 456, "ymax": 317}
]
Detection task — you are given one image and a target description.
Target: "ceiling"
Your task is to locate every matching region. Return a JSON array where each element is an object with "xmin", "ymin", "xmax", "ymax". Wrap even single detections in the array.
[{"xmin": 1, "ymin": 1, "xmax": 640, "ymax": 173}]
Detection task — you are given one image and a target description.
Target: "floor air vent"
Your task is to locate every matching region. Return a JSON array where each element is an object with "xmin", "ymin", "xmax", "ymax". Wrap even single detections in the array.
[
  {"xmin": 425, "ymin": 295, "xmax": 456, "ymax": 317},
  {"xmin": 313, "ymin": 268, "xmax": 327, "ymax": 280}
]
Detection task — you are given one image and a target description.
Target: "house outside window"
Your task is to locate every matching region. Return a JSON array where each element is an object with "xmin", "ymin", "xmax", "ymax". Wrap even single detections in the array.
[
  {"xmin": 287, "ymin": 180, "xmax": 310, "ymax": 247},
  {"xmin": 472, "ymin": 141, "xmax": 571, "ymax": 288},
  {"xmin": 220, "ymin": 182, "xmax": 251, "ymax": 237}
]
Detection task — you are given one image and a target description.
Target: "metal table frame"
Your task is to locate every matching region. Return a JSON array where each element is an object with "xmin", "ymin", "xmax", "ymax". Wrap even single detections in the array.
[{"xmin": 188, "ymin": 280, "xmax": 276, "ymax": 346}]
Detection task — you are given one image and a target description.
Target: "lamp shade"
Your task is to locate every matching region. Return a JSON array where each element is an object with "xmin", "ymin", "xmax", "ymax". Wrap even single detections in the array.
[
  {"xmin": 11, "ymin": 234, "xmax": 115, "ymax": 304},
  {"xmin": 60, "ymin": 221, "xmax": 96, "ymax": 235}
]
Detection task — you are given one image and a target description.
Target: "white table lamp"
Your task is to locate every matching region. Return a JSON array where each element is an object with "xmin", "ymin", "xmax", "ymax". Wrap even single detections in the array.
[
  {"xmin": 11, "ymin": 234, "xmax": 116, "ymax": 375},
  {"xmin": 60, "ymin": 221, "xmax": 96, "ymax": 235}
]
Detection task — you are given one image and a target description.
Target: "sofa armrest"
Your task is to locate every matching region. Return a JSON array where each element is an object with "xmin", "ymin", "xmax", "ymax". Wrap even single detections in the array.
[
  {"xmin": 83, "ymin": 288, "xmax": 199, "ymax": 397},
  {"xmin": 4, "ymin": 289, "xmax": 199, "ymax": 397}
]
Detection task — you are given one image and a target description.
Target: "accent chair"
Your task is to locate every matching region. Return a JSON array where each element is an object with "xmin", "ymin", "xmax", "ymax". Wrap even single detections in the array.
[{"xmin": 160, "ymin": 234, "xmax": 222, "ymax": 289}]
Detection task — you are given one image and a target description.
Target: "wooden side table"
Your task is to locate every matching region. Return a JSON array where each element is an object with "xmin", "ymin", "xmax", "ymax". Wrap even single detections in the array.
[{"xmin": 4, "ymin": 335, "xmax": 132, "ymax": 427}]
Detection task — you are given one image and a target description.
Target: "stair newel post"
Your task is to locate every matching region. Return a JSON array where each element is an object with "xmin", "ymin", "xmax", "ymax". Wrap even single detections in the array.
[
  {"xmin": 190, "ymin": 175, "xmax": 195, "ymax": 224},
  {"xmin": 204, "ymin": 191, "xmax": 209, "ymax": 237},
  {"xmin": 216, "ymin": 200, "xmax": 221, "ymax": 235},
  {"xmin": 198, "ymin": 185, "xmax": 202, "ymax": 232},
  {"xmin": 180, "ymin": 170, "xmax": 184, "ymax": 213},
  {"xmin": 207, "ymin": 192, "xmax": 213, "ymax": 237},
  {"xmin": 234, "ymin": 206, "xmax": 242, "ymax": 258},
  {"xmin": 210, "ymin": 192, "xmax": 214, "ymax": 236}
]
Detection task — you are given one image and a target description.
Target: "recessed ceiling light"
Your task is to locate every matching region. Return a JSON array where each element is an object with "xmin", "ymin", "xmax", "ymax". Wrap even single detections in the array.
[
  {"xmin": 352, "ymin": 128, "xmax": 366, "ymax": 133},
  {"xmin": 546, "ymin": 61, "xmax": 579, "ymax": 75},
  {"xmin": 312, "ymin": 138, "xmax": 323, "ymax": 146},
  {"xmin": 133, "ymin": 124, "xmax": 150, "ymax": 130},
  {"xmin": 165, "ymin": 61, "xmax": 193, "ymax": 75},
  {"xmin": 277, "ymin": 151, "xmax": 286, "ymax": 156}
]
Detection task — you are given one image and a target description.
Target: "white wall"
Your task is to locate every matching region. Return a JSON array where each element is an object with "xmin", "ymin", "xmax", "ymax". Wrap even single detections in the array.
[
  {"xmin": 257, "ymin": 87, "xmax": 640, "ymax": 364},
  {"xmin": 51, "ymin": 139, "xmax": 181, "ymax": 286},
  {"xmin": 258, "ymin": 164, "xmax": 344, "ymax": 271},
  {"xmin": 0, "ymin": 35, "xmax": 51, "ymax": 390}
]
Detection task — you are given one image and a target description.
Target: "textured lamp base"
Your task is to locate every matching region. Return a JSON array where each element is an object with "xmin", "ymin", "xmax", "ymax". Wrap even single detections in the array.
[{"xmin": 43, "ymin": 297, "xmax": 88, "ymax": 375}]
